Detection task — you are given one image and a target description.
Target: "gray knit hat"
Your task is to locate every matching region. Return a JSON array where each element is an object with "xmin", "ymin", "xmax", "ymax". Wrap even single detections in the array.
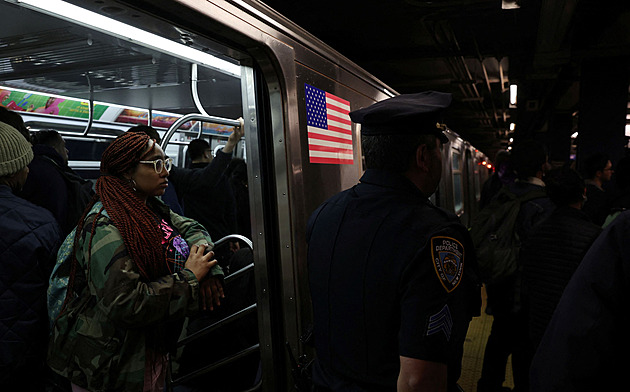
[{"xmin": 0, "ymin": 121, "xmax": 33, "ymax": 177}]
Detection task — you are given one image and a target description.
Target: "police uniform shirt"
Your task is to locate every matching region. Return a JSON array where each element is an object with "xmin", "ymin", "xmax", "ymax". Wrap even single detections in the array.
[{"xmin": 307, "ymin": 169, "xmax": 480, "ymax": 390}]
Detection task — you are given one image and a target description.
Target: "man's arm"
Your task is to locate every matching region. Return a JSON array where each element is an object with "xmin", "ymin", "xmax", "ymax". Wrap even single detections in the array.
[{"xmin": 397, "ymin": 356, "xmax": 447, "ymax": 392}]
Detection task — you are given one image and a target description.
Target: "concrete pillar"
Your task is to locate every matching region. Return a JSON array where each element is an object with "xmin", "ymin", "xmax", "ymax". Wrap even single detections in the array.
[{"xmin": 576, "ymin": 57, "xmax": 629, "ymax": 171}]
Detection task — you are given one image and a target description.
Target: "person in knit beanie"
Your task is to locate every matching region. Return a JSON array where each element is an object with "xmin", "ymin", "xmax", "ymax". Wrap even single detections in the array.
[
  {"xmin": 0, "ymin": 121, "xmax": 33, "ymax": 191},
  {"xmin": 0, "ymin": 120, "xmax": 61, "ymax": 391}
]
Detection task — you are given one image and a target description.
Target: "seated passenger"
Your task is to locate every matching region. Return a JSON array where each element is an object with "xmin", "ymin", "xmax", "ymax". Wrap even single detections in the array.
[
  {"xmin": 0, "ymin": 122, "xmax": 62, "ymax": 391},
  {"xmin": 169, "ymin": 128, "xmax": 243, "ymax": 242},
  {"xmin": 47, "ymin": 131, "xmax": 224, "ymax": 391},
  {"xmin": 19, "ymin": 130, "xmax": 94, "ymax": 236}
]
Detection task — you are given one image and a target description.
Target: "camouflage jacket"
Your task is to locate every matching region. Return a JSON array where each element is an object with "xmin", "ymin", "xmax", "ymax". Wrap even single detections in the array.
[{"xmin": 48, "ymin": 198, "xmax": 223, "ymax": 391}]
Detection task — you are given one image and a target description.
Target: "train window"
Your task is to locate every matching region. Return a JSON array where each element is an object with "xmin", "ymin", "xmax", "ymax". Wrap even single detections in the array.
[{"xmin": 452, "ymin": 151, "xmax": 464, "ymax": 213}]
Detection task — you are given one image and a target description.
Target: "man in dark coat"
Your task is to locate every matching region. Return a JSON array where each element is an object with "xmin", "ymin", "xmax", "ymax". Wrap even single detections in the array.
[
  {"xmin": 19, "ymin": 130, "xmax": 93, "ymax": 236},
  {"xmin": 0, "ymin": 122, "xmax": 62, "ymax": 391},
  {"xmin": 169, "ymin": 126, "xmax": 243, "ymax": 242},
  {"xmin": 307, "ymin": 92, "xmax": 481, "ymax": 391},
  {"xmin": 477, "ymin": 140, "xmax": 555, "ymax": 392},
  {"xmin": 529, "ymin": 209, "xmax": 630, "ymax": 391},
  {"xmin": 521, "ymin": 167, "xmax": 601, "ymax": 350},
  {"xmin": 581, "ymin": 152, "xmax": 613, "ymax": 226}
]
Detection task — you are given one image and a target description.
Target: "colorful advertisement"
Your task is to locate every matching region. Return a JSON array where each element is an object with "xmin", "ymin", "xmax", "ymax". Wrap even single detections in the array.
[{"xmin": 0, "ymin": 88, "xmax": 108, "ymax": 119}]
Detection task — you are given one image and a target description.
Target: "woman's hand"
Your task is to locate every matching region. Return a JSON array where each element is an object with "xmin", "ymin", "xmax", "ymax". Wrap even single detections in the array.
[
  {"xmin": 201, "ymin": 276, "xmax": 225, "ymax": 311},
  {"xmin": 185, "ymin": 244, "xmax": 217, "ymax": 282}
]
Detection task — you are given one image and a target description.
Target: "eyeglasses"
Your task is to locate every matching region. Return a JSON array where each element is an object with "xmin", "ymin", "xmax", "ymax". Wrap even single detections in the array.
[{"xmin": 139, "ymin": 157, "xmax": 173, "ymax": 173}]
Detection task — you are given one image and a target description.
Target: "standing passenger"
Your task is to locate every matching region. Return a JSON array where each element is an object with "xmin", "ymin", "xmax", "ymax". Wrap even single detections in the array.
[
  {"xmin": 47, "ymin": 132, "xmax": 224, "ymax": 391},
  {"xmin": 19, "ymin": 130, "xmax": 94, "ymax": 236},
  {"xmin": 520, "ymin": 167, "xmax": 601, "ymax": 351},
  {"xmin": 0, "ymin": 122, "xmax": 62, "ymax": 391},
  {"xmin": 169, "ymin": 128, "xmax": 243, "ymax": 242},
  {"xmin": 307, "ymin": 92, "xmax": 481, "ymax": 392},
  {"xmin": 581, "ymin": 152, "xmax": 613, "ymax": 226}
]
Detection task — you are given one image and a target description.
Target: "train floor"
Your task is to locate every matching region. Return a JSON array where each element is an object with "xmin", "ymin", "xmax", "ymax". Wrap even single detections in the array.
[{"xmin": 458, "ymin": 286, "xmax": 515, "ymax": 392}]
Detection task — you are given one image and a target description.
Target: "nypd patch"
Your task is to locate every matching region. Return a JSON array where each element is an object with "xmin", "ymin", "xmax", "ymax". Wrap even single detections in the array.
[{"xmin": 431, "ymin": 236, "xmax": 464, "ymax": 293}]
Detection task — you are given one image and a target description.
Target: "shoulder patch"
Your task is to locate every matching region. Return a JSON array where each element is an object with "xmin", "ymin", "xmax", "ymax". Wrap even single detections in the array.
[{"xmin": 431, "ymin": 236, "xmax": 464, "ymax": 292}]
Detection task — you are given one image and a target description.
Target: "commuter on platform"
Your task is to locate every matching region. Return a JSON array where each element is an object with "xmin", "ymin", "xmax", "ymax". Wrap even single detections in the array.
[
  {"xmin": 529, "ymin": 209, "xmax": 630, "ymax": 391},
  {"xmin": 521, "ymin": 167, "xmax": 601, "ymax": 351},
  {"xmin": 307, "ymin": 92, "xmax": 481, "ymax": 392},
  {"xmin": 169, "ymin": 128, "xmax": 243, "ymax": 242},
  {"xmin": 19, "ymin": 130, "xmax": 94, "ymax": 236},
  {"xmin": 127, "ymin": 125, "xmax": 184, "ymax": 215},
  {"xmin": 0, "ymin": 122, "xmax": 62, "ymax": 391},
  {"xmin": 581, "ymin": 152, "xmax": 613, "ymax": 226},
  {"xmin": 480, "ymin": 150, "xmax": 515, "ymax": 210},
  {"xmin": 47, "ymin": 131, "xmax": 224, "ymax": 392},
  {"xmin": 477, "ymin": 140, "xmax": 554, "ymax": 392},
  {"xmin": 602, "ymin": 155, "xmax": 630, "ymax": 226}
]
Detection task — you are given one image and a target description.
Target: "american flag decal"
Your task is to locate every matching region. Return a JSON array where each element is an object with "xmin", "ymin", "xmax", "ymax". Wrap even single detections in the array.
[{"xmin": 305, "ymin": 84, "xmax": 354, "ymax": 165}]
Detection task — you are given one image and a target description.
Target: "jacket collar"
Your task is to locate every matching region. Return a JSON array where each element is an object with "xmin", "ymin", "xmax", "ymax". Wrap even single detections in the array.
[{"xmin": 359, "ymin": 169, "xmax": 428, "ymax": 199}]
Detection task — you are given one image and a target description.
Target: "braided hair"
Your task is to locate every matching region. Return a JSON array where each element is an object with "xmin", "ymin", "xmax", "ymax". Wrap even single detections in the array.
[{"xmin": 63, "ymin": 132, "xmax": 168, "ymax": 313}]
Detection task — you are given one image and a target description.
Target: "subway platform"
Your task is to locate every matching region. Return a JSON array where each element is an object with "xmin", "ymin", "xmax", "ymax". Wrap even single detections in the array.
[{"xmin": 458, "ymin": 286, "xmax": 514, "ymax": 392}]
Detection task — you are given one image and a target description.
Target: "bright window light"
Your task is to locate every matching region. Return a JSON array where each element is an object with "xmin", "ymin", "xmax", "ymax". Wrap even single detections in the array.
[
  {"xmin": 509, "ymin": 122, "xmax": 516, "ymax": 131},
  {"xmin": 14, "ymin": 0, "xmax": 241, "ymax": 77},
  {"xmin": 509, "ymin": 84, "xmax": 517, "ymax": 106}
]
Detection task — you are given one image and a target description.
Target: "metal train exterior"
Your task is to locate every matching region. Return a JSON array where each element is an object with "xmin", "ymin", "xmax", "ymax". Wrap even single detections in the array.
[{"xmin": 0, "ymin": 0, "xmax": 489, "ymax": 390}]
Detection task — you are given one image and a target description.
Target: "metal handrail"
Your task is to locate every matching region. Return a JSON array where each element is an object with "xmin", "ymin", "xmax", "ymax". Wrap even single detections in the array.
[
  {"xmin": 160, "ymin": 113, "xmax": 241, "ymax": 149},
  {"xmin": 170, "ymin": 344, "xmax": 260, "ymax": 386},
  {"xmin": 225, "ymin": 263, "xmax": 254, "ymax": 285},
  {"xmin": 178, "ymin": 303, "xmax": 257, "ymax": 347}
]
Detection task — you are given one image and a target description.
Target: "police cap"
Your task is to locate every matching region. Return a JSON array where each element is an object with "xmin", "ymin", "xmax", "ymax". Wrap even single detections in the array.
[{"xmin": 349, "ymin": 91, "xmax": 452, "ymax": 143}]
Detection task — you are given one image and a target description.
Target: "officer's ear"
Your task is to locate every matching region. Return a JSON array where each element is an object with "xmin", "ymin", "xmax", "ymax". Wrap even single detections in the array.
[{"xmin": 415, "ymin": 144, "xmax": 431, "ymax": 173}]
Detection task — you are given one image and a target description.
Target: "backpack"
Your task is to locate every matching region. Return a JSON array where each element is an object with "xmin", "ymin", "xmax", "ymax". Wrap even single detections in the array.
[
  {"xmin": 469, "ymin": 186, "xmax": 547, "ymax": 284},
  {"xmin": 47, "ymin": 203, "xmax": 106, "ymax": 327}
]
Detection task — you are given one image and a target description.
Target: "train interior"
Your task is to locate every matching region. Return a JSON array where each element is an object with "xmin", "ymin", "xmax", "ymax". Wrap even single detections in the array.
[
  {"xmin": 0, "ymin": 1, "xmax": 265, "ymax": 390},
  {"xmin": 1, "ymin": 1, "xmax": 492, "ymax": 391}
]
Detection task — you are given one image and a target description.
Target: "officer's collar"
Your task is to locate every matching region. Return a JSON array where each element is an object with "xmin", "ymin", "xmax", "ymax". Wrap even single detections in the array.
[{"xmin": 359, "ymin": 169, "xmax": 428, "ymax": 198}]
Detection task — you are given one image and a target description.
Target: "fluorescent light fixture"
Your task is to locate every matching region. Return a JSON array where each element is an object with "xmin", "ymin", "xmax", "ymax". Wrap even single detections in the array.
[
  {"xmin": 571, "ymin": 131, "xmax": 579, "ymax": 139},
  {"xmin": 509, "ymin": 84, "xmax": 517, "ymax": 106},
  {"xmin": 507, "ymin": 146, "xmax": 512, "ymax": 151},
  {"xmin": 625, "ymin": 125, "xmax": 630, "ymax": 137},
  {"xmin": 509, "ymin": 122, "xmax": 516, "ymax": 131},
  {"xmin": 509, "ymin": 137, "xmax": 514, "ymax": 143},
  {"xmin": 12, "ymin": 0, "xmax": 241, "ymax": 77}
]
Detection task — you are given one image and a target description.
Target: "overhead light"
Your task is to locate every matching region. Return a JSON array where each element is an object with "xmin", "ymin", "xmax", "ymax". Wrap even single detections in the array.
[
  {"xmin": 509, "ymin": 122, "xmax": 516, "ymax": 131},
  {"xmin": 502, "ymin": 0, "xmax": 520, "ymax": 9},
  {"xmin": 11, "ymin": 0, "xmax": 241, "ymax": 77},
  {"xmin": 509, "ymin": 137, "xmax": 514, "ymax": 143},
  {"xmin": 509, "ymin": 84, "xmax": 517, "ymax": 106},
  {"xmin": 507, "ymin": 146, "xmax": 512, "ymax": 150},
  {"xmin": 571, "ymin": 131, "xmax": 579, "ymax": 139}
]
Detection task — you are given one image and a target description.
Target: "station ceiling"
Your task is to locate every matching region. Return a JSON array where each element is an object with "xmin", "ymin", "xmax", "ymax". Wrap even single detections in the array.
[{"xmin": 261, "ymin": 0, "xmax": 630, "ymax": 160}]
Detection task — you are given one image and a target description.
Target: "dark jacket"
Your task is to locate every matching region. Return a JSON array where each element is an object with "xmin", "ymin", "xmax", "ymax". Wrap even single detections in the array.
[
  {"xmin": 583, "ymin": 182, "xmax": 609, "ymax": 226},
  {"xmin": 521, "ymin": 206, "xmax": 601, "ymax": 348},
  {"xmin": 169, "ymin": 149, "xmax": 237, "ymax": 241},
  {"xmin": 19, "ymin": 144, "xmax": 93, "ymax": 236},
  {"xmin": 530, "ymin": 211, "xmax": 630, "ymax": 391},
  {"xmin": 307, "ymin": 169, "xmax": 480, "ymax": 391},
  {"xmin": 0, "ymin": 184, "xmax": 62, "ymax": 389},
  {"xmin": 486, "ymin": 180, "xmax": 554, "ymax": 314}
]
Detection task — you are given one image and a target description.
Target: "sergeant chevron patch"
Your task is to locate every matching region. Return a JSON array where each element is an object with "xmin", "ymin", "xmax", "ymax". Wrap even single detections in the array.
[
  {"xmin": 426, "ymin": 304, "xmax": 453, "ymax": 340},
  {"xmin": 431, "ymin": 236, "xmax": 464, "ymax": 293}
]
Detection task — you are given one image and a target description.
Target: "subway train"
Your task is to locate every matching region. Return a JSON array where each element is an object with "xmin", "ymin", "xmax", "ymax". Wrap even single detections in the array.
[{"xmin": 0, "ymin": 0, "xmax": 490, "ymax": 390}]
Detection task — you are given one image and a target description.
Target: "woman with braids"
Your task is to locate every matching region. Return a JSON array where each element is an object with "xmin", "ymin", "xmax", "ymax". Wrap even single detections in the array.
[{"xmin": 47, "ymin": 131, "xmax": 224, "ymax": 391}]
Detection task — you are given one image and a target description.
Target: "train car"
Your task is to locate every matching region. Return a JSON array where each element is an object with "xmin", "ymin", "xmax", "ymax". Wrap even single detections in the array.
[{"xmin": 0, "ymin": 0, "xmax": 489, "ymax": 390}]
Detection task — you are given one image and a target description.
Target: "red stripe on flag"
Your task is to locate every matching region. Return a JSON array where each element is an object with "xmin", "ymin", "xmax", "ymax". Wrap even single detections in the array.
[
  {"xmin": 308, "ymin": 144, "xmax": 354, "ymax": 154},
  {"xmin": 326, "ymin": 102, "xmax": 349, "ymax": 114},
  {"xmin": 327, "ymin": 124, "xmax": 353, "ymax": 135},
  {"xmin": 308, "ymin": 131, "xmax": 353, "ymax": 145},
  {"xmin": 325, "ymin": 92, "xmax": 350, "ymax": 107},
  {"xmin": 310, "ymin": 156, "xmax": 354, "ymax": 165},
  {"xmin": 327, "ymin": 114, "xmax": 352, "ymax": 125}
]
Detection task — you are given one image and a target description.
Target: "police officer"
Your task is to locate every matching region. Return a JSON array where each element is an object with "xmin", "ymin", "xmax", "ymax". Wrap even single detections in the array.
[{"xmin": 306, "ymin": 91, "xmax": 481, "ymax": 392}]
